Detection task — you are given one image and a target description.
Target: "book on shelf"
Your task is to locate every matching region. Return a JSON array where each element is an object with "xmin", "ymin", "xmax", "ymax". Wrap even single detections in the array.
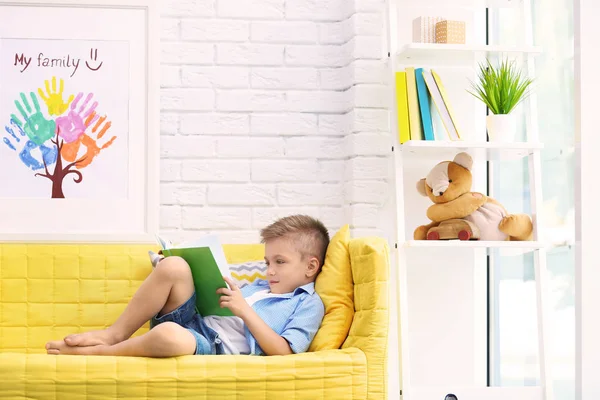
[
  {"xmin": 395, "ymin": 66, "xmax": 462, "ymax": 142},
  {"xmin": 422, "ymin": 69, "xmax": 461, "ymax": 140},
  {"xmin": 415, "ymin": 68, "xmax": 435, "ymax": 141},
  {"xmin": 395, "ymin": 71, "xmax": 411, "ymax": 144},
  {"xmin": 150, "ymin": 234, "xmax": 234, "ymax": 317},
  {"xmin": 405, "ymin": 67, "xmax": 423, "ymax": 141},
  {"xmin": 431, "ymin": 70, "xmax": 462, "ymax": 140}
]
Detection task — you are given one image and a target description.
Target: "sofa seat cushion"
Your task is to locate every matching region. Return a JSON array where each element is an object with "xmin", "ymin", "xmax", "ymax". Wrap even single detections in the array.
[{"xmin": 0, "ymin": 348, "xmax": 367, "ymax": 399}]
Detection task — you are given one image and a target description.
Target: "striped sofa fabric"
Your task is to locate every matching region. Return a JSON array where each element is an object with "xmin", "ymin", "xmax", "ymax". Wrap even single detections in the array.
[{"xmin": 228, "ymin": 261, "xmax": 267, "ymax": 287}]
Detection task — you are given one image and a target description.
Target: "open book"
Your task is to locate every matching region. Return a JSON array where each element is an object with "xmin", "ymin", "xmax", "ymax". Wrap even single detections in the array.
[{"xmin": 150, "ymin": 235, "xmax": 234, "ymax": 317}]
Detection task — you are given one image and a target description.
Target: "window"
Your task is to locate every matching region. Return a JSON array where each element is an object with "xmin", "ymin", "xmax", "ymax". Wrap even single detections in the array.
[{"xmin": 488, "ymin": 1, "xmax": 575, "ymax": 398}]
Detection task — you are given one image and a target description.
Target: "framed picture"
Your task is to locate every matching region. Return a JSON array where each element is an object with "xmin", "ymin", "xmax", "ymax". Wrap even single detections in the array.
[{"xmin": 0, "ymin": 0, "xmax": 159, "ymax": 242}]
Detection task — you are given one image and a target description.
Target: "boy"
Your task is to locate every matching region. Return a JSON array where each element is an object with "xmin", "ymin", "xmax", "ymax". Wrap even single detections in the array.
[{"xmin": 45, "ymin": 215, "xmax": 328, "ymax": 357}]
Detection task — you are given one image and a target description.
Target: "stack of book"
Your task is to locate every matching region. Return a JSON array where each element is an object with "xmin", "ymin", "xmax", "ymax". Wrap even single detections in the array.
[{"xmin": 396, "ymin": 67, "xmax": 462, "ymax": 143}]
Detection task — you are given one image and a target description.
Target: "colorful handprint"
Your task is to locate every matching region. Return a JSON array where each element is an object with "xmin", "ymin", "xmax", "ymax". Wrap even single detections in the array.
[
  {"xmin": 55, "ymin": 92, "xmax": 98, "ymax": 143},
  {"xmin": 3, "ymin": 117, "xmax": 57, "ymax": 171},
  {"xmin": 38, "ymin": 77, "xmax": 75, "ymax": 116},
  {"xmin": 11, "ymin": 92, "xmax": 57, "ymax": 145},
  {"xmin": 61, "ymin": 110, "xmax": 97, "ymax": 163},
  {"xmin": 63, "ymin": 112, "xmax": 115, "ymax": 168},
  {"xmin": 5, "ymin": 77, "xmax": 117, "ymax": 198}
]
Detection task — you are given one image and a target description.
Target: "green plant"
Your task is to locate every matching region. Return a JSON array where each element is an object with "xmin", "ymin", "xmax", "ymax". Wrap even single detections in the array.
[{"xmin": 467, "ymin": 58, "xmax": 533, "ymax": 115}]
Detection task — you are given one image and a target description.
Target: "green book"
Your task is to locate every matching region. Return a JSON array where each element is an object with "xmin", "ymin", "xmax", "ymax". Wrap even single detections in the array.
[{"xmin": 157, "ymin": 235, "xmax": 234, "ymax": 317}]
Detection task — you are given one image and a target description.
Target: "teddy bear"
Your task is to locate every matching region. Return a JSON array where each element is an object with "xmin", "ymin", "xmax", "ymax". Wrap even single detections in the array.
[{"xmin": 413, "ymin": 152, "xmax": 534, "ymax": 241}]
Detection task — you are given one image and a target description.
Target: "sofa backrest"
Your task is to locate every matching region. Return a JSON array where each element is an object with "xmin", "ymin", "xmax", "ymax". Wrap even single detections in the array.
[{"xmin": 343, "ymin": 237, "xmax": 390, "ymax": 400}]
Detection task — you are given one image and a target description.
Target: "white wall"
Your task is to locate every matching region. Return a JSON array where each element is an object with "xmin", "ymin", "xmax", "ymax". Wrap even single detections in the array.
[
  {"xmin": 574, "ymin": 0, "xmax": 600, "ymax": 398},
  {"xmin": 157, "ymin": 0, "xmax": 392, "ymax": 244}
]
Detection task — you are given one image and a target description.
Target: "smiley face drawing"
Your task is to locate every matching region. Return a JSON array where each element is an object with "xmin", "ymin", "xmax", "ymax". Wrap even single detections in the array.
[{"xmin": 85, "ymin": 48, "xmax": 103, "ymax": 71}]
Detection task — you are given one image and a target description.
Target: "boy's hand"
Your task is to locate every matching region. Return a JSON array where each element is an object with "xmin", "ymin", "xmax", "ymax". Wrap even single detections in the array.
[{"xmin": 217, "ymin": 277, "xmax": 251, "ymax": 318}]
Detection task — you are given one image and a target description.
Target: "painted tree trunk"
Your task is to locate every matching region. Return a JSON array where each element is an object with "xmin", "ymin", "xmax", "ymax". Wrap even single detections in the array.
[
  {"xmin": 50, "ymin": 149, "xmax": 65, "ymax": 198},
  {"xmin": 35, "ymin": 130, "xmax": 84, "ymax": 198}
]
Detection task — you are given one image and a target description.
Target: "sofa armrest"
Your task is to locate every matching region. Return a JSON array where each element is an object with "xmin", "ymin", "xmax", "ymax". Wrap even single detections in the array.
[{"xmin": 342, "ymin": 237, "xmax": 390, "ymax": 400}]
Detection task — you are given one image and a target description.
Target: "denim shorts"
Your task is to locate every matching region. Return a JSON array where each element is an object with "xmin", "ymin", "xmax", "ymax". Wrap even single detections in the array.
[{"xmin": 150, "ymin": 292, "xmax": 225, "ymax": 355}]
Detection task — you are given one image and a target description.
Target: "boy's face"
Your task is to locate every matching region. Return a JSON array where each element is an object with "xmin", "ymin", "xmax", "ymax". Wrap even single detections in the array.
[{"xmin": 264, "ymin": 236, "xmax": 319, "ymax": 294}]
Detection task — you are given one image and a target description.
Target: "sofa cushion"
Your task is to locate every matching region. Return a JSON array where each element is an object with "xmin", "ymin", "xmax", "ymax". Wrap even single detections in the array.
[
  {"xmin": 222, "ymin": 244, "xmax": 266, "ymax": 287},
  {"xmin": 342, "ymin": 238, "xmax": 390, "ymax": 400},
  {"xmin": 0, "ymin": 349, "xmax": 367, "ymax": 399},
  {"xmin": 309, "ymin": 224, "xmax": 354, "ymax": 351},
  {"xmin": 228, "ymin": 260, "xmax": 267, "ymax": 288},
  {"xmin": 222, "ymin": 244, "xmax": 264, "ymax": 265}
]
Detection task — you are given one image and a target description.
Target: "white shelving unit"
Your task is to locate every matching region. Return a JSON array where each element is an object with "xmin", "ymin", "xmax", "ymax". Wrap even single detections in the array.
[
  {"xmin": 410, "ymin": 0, "xmax": 524, "ymax": 8},
  {"xmin": 386, "ymin": 1, "xmax": 554, "ymax": 400},
  {"xmin": 403, "ymin": 240, "xmax": 543, "ymax": 249},
  {"xmin": 400, "ymin": 140, "xmax": 543, "ymax": 161},
  {"xmin": 397, "ymin": 43, "xmax": 543, "ymax": 63}
]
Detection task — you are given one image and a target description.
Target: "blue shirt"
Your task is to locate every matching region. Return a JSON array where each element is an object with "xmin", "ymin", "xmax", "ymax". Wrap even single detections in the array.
[{"xmin": 240, "ymin": 279, "xmax": 325, "ymax": 355}]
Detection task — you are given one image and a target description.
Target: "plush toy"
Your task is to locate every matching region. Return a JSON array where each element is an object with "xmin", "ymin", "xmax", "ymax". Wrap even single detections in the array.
[{"xmin": 414, "ymin": 152, "xmax": 534, "ymax": 241}]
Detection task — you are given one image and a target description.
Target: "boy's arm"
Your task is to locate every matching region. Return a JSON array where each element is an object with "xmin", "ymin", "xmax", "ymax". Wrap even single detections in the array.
[
  {"xmin": 242, "ymin": 309, "xmax": 294, "ymax": 356},
  {"xmin": 277, "ymin": 294, "xmax": 324, "ymax": 354},
  {"xmin": 218, "ymin": 277, "xmax": 293, "ymax": 356},
  {"xmin": 218, "ymin": 277, "xmax": 324, "ymax": 356},
  {"xmin": 243, "ymin": 295, "xmax": 325, "ymax": 355}
]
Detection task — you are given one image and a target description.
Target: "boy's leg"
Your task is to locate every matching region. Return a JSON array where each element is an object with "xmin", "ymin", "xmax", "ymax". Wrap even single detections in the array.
[
  {"xmin": 53, "ymin": 256, "xmax": 195, "ymax": 348},
  {"xmin": 47, "ymin": 321, "xmax": 197, "ymax": 357}
]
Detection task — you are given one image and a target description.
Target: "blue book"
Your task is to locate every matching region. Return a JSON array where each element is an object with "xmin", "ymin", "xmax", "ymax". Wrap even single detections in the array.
[{"xmin": 415, "ymin": 68, "xmax": 435, "ymax": 140}]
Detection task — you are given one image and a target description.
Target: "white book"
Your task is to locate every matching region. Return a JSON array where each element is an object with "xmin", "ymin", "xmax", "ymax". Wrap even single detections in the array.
[
  {"xmin": 421, "ymin": 69, "xmax": 460, "ymax": 140},
  {"xmin": 152, "ymin": 234, "xmax": 231, "ymax": 280}
]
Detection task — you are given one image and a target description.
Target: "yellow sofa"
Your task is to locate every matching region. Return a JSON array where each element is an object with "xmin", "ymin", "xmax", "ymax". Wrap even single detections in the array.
[{"xmin": 0, "ymin": 237, "xmax": 389, "ymax": 399}]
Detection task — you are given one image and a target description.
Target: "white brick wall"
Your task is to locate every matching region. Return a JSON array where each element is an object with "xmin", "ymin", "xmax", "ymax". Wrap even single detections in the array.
[
  {"xmin": 217, "ymin": 0, "xmax": 284, "ymax": 19},
  {"xmin": 159, "ymin": 0, "xmax": 390, "ymax": 243}
]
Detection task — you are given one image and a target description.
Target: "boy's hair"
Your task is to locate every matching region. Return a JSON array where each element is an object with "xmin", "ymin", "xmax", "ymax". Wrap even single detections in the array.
[{"xmin": 260, "ymin": 215, "xmax": 330, "ymax": 267}]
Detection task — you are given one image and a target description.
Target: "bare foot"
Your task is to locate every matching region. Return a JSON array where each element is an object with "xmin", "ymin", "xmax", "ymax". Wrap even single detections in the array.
[
  {"xmin": 46, "ymin": 340, "xmax": 107, "ymax": 355},
  {"xmin": 63, "ymin": 328, "xmax": 122, "ymax": 347}
]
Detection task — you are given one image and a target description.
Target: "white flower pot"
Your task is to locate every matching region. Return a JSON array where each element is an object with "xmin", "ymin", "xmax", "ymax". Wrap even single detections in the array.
[{"xmin": 486, "ymin": 113, "xmax": 516, "ymax": 142}]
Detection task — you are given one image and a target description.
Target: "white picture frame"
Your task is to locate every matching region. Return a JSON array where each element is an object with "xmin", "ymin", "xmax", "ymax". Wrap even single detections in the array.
[{"xmin": 0, "ymin": 0, "xmax": 159, "ymax": 243}]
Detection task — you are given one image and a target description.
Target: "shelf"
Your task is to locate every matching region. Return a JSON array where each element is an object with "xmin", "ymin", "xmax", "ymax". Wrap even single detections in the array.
[
  {"xmin": 405, "ymin": 240, "xmax": 543, "ymax": 249},
  {"xmin": 409, "ymin": 386, "xmax": 542, "ymax": 400},
  {"xmin": 480, "ymin": 0, "xmax": 523, "ymax": 7},
  {"xmin": 399, "ymin": 140, "xmax": 543, "ymax": 161},
  {"xmin": 404, "ymin": 240, "xmax": 544, "ymax": 256},
  {"xmin": 413, "ymin": 0, "xmax": 524, "ymax": 9},
  {"xmin": 396, "ymin": 43, "xmax": 543, "ymax": 64}
]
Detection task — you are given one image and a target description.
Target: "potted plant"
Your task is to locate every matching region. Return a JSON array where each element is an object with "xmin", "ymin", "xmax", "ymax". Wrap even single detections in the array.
[{"xmin": 468, "ymin": 58, "xmax": 533, "ymax": 142}]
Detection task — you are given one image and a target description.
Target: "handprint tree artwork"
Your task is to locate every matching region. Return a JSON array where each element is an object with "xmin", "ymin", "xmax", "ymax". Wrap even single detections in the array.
[
  {"xmin": 0, "ymin": 13, "xmax": 152, "ymax": 241},
  {"xmin": 3, "ymin": 77, "xmax": 116, "ymax": 198}
]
